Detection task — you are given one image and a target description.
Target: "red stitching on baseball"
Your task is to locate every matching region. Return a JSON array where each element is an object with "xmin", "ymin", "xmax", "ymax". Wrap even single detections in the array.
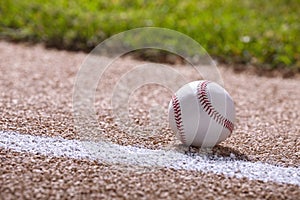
[
  {"xmin": 171, "ymin": 95, "xmax": 187, "ymax": 144},
  {"xmin": 197, "ymin": 81, "xmax": 234, "ymax": 133}
]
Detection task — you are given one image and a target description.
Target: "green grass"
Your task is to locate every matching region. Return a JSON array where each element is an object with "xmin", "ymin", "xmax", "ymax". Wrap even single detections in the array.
[{"xmin": 1, "ymin": 0, "xmax": 299, "ymax": 71}]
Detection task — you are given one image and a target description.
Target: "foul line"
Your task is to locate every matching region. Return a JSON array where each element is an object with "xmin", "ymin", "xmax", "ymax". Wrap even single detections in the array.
[{"xmin": 0, "ymin": 131, "xmax": 299, "ymax": 186}]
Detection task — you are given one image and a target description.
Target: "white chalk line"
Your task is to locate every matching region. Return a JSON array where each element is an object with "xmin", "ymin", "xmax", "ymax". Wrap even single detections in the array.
[{"xmin": 0, "ymin": 131, "xmax": 299, "ymax": 186}]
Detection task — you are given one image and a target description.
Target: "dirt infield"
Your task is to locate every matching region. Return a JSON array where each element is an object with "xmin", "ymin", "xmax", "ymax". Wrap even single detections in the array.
[{"xmin": 0, "ymin": 41, "xmax": 299, "ymax": 199}]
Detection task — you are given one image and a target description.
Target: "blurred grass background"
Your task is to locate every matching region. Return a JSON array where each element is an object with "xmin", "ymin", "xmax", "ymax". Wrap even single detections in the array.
[{"xmin": 0, "ymin": 0, "xmax": 299, "ymax": 72}]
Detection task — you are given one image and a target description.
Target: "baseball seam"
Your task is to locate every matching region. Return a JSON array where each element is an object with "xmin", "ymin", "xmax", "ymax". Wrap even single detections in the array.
[
  {"xmin": 197, "ymin": 81, "xmax": 234, "ymax": 133},
  {"xmin": 171, "ymin": 94, "xmax": 187, "ymax": 144}
]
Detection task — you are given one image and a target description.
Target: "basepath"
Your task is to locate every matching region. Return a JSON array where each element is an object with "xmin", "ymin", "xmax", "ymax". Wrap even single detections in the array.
[{"xmin": 0, "ymin": 41, "xmax": 299, "ymax": 199}]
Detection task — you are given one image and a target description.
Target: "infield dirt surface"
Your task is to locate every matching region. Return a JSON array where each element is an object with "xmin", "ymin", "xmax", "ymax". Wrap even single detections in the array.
[{"xmin": 0, "ymin": 41, "xmax": 299, "ymax": 199}]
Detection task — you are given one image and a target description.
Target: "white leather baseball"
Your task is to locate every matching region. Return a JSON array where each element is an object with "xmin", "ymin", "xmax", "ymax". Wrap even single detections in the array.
[{"xmin": 168, "ymin": 80, "xmax": 235, "ymax": 148}]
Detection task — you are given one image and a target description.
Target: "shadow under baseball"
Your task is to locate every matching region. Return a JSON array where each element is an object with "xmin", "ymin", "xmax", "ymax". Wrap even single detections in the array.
[
  {"xmin": 174, "ymin": 144, "xmax": 250, "ymax": 162},
  {"xmin": 211, "ymin": 145, "xmax": 250, "ymax": 161}
]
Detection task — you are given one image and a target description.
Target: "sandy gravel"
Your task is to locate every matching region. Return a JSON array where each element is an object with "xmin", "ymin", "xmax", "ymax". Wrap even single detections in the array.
[
  {"xmin": 1, "ymin": 150, "xmax": 299, "ymax": 200},
  {"xmin": 0, "ymin": 41, "xmax": 299, "ymax": 199}
]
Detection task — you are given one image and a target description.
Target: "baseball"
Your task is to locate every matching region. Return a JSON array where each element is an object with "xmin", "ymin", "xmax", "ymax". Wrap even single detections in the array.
[{"xmin": 168, "ymin": 80, "xmax": 235, "ymax": 148}]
